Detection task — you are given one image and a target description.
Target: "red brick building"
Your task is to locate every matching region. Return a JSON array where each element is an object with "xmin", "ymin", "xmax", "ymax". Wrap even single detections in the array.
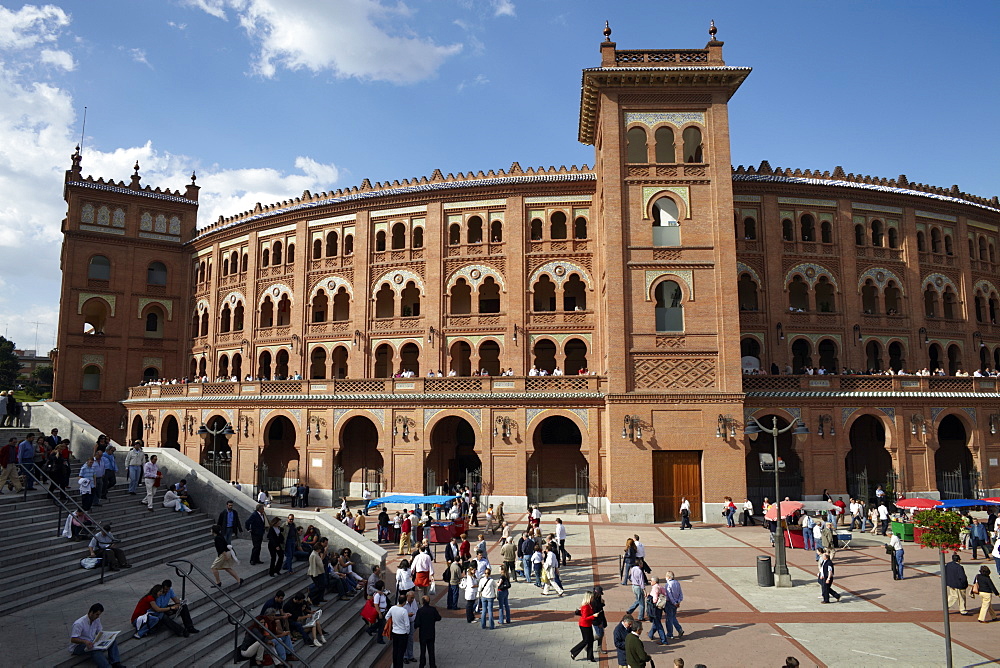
[{"xmin": 53, "ymin": 28, "xmax": 1000, "ymax": 520}]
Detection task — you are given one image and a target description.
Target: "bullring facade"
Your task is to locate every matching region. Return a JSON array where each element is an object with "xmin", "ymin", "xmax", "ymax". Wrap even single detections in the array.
[{"xmin": 52, "ymin": 27, "xmax": 1000, "ymax": 521}]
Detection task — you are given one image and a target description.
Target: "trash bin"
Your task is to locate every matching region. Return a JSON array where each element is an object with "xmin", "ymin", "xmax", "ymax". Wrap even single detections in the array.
[{"xmin": 757, "ymin": 555, "xmax": 774, "ymax": 587}]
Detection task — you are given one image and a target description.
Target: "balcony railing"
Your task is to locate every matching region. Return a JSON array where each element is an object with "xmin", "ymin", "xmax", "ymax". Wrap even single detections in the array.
[
  {"xmin": 741, "ymin": 375, "xmax": 996, "ymax": 393},
  {"xmin": 127, "ymin": 375, "xmax": 604, "ymax": 400}
]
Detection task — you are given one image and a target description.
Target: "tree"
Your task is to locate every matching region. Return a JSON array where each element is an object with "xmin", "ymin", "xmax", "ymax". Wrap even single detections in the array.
[
  {"xmin": 32, "ymin": 365, "xmax": 54, "ymax": 386},
  {"xmin": 0, "ymin": 337, "xmax": 20, "ymax": 389}
]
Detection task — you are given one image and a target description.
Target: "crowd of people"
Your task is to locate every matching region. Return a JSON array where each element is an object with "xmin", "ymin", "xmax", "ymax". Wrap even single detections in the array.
[{"xmin": 743, "ymin": 362, "xmax": 994, "ymax": 377}]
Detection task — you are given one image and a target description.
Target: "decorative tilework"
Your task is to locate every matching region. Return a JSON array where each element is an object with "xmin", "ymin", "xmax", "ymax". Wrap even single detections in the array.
[
  {"xmin": 733, "ymin": 195, "xmax": 761, "ymax": 202},
  {"xmin": 777, "ymin": 197, "xmax": 837, "ymax": 208},
  {"xmin": 81, "ymin": 203, "xmax": 94, "ymax": 224},
  {"xmin": 169, "ymin": 216, "xmax": 181, "ymax": 235},
  {"xmin": 529, "ymin": 261, "xmax": 592, "ymax": 289},
  {"xmin": 372, "ymin": 268, "xmax": 425, "ymax": 297},
  {"xmin": 525, "ymin": 408, "xmax": 543, "ymax": 425},
  {"xmin": 155, "ymin": 214, "xmax": 167, "ymax": 233},
  {"xmin": 259, "ymin": 283, "xmax": 293, "ymax": 306},
  {"xmin": 112, "ymin": 208, "xmax": 126, "ymax": 227},
  {"xmin": 423, "ymin": 408, "xmax": 444, "ymax": 426},
  {"xmin": 962, "ymin": 407, "xmax": 977, "ymax": 424},
  {"xmin": 371, "ymin": 205, "xmax": 428, "ymax": 218},
  {"xmin": 736, "ymin": 262, "xmax": 762, "ymax": 285},
  {"xmin": 446, "ymin": 264, "xmax": 507, "ymax": 292},
  {"xmin": 786, "ymin": 333, "xmax": 843, "ymax": 346},
  {"xmin": 930, "ymin": 407, "xmax": 945, "ymax": 424},
  {"xmin": 78, "ymin": 293, "xmax": 116, "ymax": 316},
  {"xmin": 974, "ymin": 279, "xmax": 999, "ymax": 297},
  {"xmin": 445, "ymin": 335, "xmax": 504, "ymax": 347},
  {"xmin": 466, "ymin": 409, "xmax": 481, "ymax": 426},
  {"xmin": 334, "ymin": 408, "xmax": 350, "ymax": 426},
  {"xmin": 289, "ymin": 409, "xmax": 302, "ymax": 425},
  {"xmin": 528, "ymin": 333, "xmax": 592, "ymax": 346},
  {"xmin": 841, "ymin": 408, "xmax": 858, "ymax": 425},
  {"xmin": 858, "ymin": 267, "xmax": 904, "ymax": 295},
  {"xmin": 80, "ymin": 225, "xmax": 125, "ymax": 236},
  {"xmin": 644, "ymin": 270, "xmax": 693, "ymax": 301},
  {"xmin": 368, "ymin": 408, "xmax": 385, "ymax": 426},
  {"xmin": 310, "ymin": 276, "xmax": 353, "ymax": 300},
  {"xmin": 138, "ymin": 232, "xmax": 181, "ymax": 242},
  {"xmin": 784, "ymin": 263, "xmax": 838, "ymax": 289},
  {"xmin": 69, "ymin": 180, "xmax": 195, "ymax": 204},
  {"xmin": 851, "ymin": 202, "xmax": 903, "ymax": 214},
  {"xmin": 642, "ymin": 186, "xmax": 690, "ymax": 218},
  {"xmin": 140, "ymin": 212, "xmax": 152, "ymax": 231},
  {"xmin": 916, "ymin": 210, "xmax": 958, "ymax": 222},
  {"xmin": 259, "ymin": 408, "xmax": 274, "ymax": 423},
  {"xmin": 142, "ymin": 357, "xmax": 163, "ymax": 369},
  {"xmin": 623, "ymin": 111, "xmax": 704, "ymax": 128},
  {"xmin": 442, "ymin": 199, "xmax": 507, "ymax": 210},
  {"xmin": 569, "ymin": 408, "xmax": 589, "ymax": 429},
  {"xmin": 876, "ymin": 407, "xmax": 895, "ymax": 421},
  {"xmin": 82, "ymin": 353, "xmax": 105, "ymax": 367},
  {"xmin": 138, "ymin": 298, "xmax": 173, "ymax": 320},
  {"xmin": 923, "ymin": 273, "xmax": 958, "ymax": 295},
  {"xmin": 97, "ymin": 206, "xmax": 110, "ymax": 226}
]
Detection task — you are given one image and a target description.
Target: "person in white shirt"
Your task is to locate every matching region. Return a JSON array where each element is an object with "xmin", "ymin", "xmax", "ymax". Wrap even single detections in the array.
[
  {"xmin": 257, "ymin": 489, "xmax": 271, "ymax": 507},
  {"xmin": 477, "ymin": 568, "xmax": 499, "ymax": 628},
  {"xmin": 362, "ymin": 487, "xmax": 372, "ymax": 515},
  {"xmin": 386, "ymin": 598, "xmax": 411, "ymax": 663},
  {"xmin": 541, "ymin": 548, "xmax": 564, "ymax": 597},
  {"xmin": 877, "ymin": 503, "xmax": 890, "ymax": 535},
  {"xmin": 555, "ymin": 518, "xmax": 570, "ymax": 563},
  {"xmin": 142, "ymin": 455, "xmax": 159, "ymax": 510},
  {"xmin": 459, "ymin": 567, "xmax": 478, "ymax": 623},
  {"xmin": 69, "ymin": 603, "xmax": 122, "ymax": 665},
  {"xmin": 411, "ymin": 545, "xmax": 434, "ymax": 598},
  {"xmin": 742, "ymin": 498, "xmax": 755, "ymax": 526},
  {"xmin": 163, "ymin": 484, "xmax": 193, "ymax": 512},
  {"xmin": 679, "ymin": 498, "xmax": 692, "ymax": 530},
  {"xmin": 395, "ymin": 558, "xmax": 415, "ymax": 599},
  {"xmin": 889, "ymin": 531, "xmax": 905, "ymax": 580},
  {"xmin": 402, "ymin": 590, "xmax": 418, "ymax": 662},
  {"xmin": 530, "ymin": 505, "xmax": 542, "ymax": 530}
]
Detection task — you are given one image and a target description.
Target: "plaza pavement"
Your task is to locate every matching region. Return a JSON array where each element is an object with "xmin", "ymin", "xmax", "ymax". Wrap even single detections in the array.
[{"xmin": 372, "ymin": 513, "xmax": 1000, "ymax": 668}]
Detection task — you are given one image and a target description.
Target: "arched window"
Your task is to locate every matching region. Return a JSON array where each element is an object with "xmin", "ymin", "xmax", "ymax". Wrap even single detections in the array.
[
  {"xmin": 82, "ymin": 365, "xmax": 101, "ymax": 390},
  {"xmin": 82, "ymin": 299, "xmax": 109, "ymax": 335},
  {"xmin": 218, "ymin": 355, "xmax": 229, "ymax": 379},
  {"xmin": 888, "ymin": 342, "xmax": 904, "ymax": 372},
  {"xmin": 241, "ymin": 253, "xmax": 248, "ymax": 272},
  {"xmin": 274, "ymin": 349, "xmax": 289, "ymax": 379},
  {"xmin": 815, "ymin": 277, "xmax": 835, "ymax": 312},
  {"xmin": 573, "ymin": 217, "xmax": 587, "ymax": 239},
  {"xmin": 326, "ymin": 231, "xmax": 338, "ymax": 256},
  {"xmin": 990, "ymin": 294, "xmax": 999, "ymax": 324},
  {"xmin": 392, "ymin": 223, "xmax": 406, "ymax": 249},
  {"xmin": 682, "ymin": 126, "xmax": 702, "ymax": 162},
  {"xmin": 332, "ymin": 287, "xmax": 350, "ymax": 321},
  {"xmin": 257, "ymin": 351, "xmax": 272, "ymax": 380},
  {"xmin": 412, "ymin": 227, "xmax": 424, "ymax": 248},
  {"xmin": 261, "ymin": 248, "xmax": 270, "ymax": 267},
  {"xmin": 818, "ymin": 339, "xmax": 838, "ymax": 371},
  {"xmin": 375, "ymin": 284, "xmax": 394, "ymax": 318},
  {"xmin": 928, "ymin": 343, "xmax": 942, "ymax": 373},
  {"xmin": 343, "ymin": 234, "xmax": 354, "ymax": 255},
  {"xmin": 917, "ymin": 231, "xmax": 926, "ymax": 251},
  {"xmin": 312, "ymin": 239, "xmax": 322, "ymax": 259},
  {"xmin": 861, "ymin": 280, "xmax": 879, "ymax": 314},
  {"xmin": 200, "ymin": 310, "xmax": 209, "ymax": 336},
  {"xmin": 654, "ymin": 280, "xmax": 683, "ymax": 332},
  {"xmin": 866, "ymin": 341, "xmax": 883, "ymax": 372},
  {"xmin": 652, "ymin": 197, "xmax": 680, "ymax": 247},
  {"xmin": 947, "ymin": 344, "xmax": 961, "ymax": 375},
  {"xmin": 88, "ymin": 255, "xmax": 111, "ymax": 280},
  {"xmin": 191, "ymin": 311, "xmax": 200, "ymax": 338},
  {"xmin": 312, "ymin": 290, "xmax": 328, "ymax": 323},
  {"xmin": 198, "ymin": 261, "xmax": 206, "ymax": 283},
  {"xmin": 286, "ymin": 243, "xmax": 294, "ymax": 264},
  {"xmin": 969, "ymin": 238, "xmax": 976, "ymax": 258},
  {"xmin": 791, "ymin": 339, "xmax": 812, "ymax": 373},
  {"xmin": 272, "ymin": 241, "xmax": 283, "ymax": 265},
  {"xmin": 887, "ymin": 227, "xmax": 899, "ymax": 249},
  {"xmin": 743, "ymin": 217, "xmax": 757, "ymax": 240},
  {"xmin": 276, "ymin": 295, "xmax": 291, "ymax": 326},
  {"xmin": 260, "ymin": 297, "xmax": 274, "ymax": 328},
  {"xmin": 467, "ymin": 216, "xmax": 483, "ymax": 244},
  {"xmin": 375, "ymin": 230, "xmax": 386, "ymax": 252},
  {"xmin": 490, "ymin": 220, "xmax": 503, "ymax": 243},
  {"xmin": 231, "ymin": 251, "xmax": 239, "ymax": 272},
  {"xmin": 449, "ymin": 223, "xmax": 461, "ymax": 245},
  {"xmin": 783, "ymin": 219, "xmax": 794, "ymax": 242},
  {"xmin": 530, "ymin": 218, "xmax": 543, "ymax": 241},
  {"xmin": 310, "ymin": 347, "xmax": 327, "ymax": 380},
  {"xmin": 979, "ymin": 237, "xmax": 988, "ymax": 261},
  {"xmin": 143, "ymin": 367, "xmax": 159, "ymax": 383},
  {"xmin": 233, "ymin": 302, "xmax": 244, "ymax": 330},
  {"xmin": 975, "ymin": 294, "xmax": 985, "ymax": 322},
  {"xmin": 564, "ymin": 338, "xmax": 588, "ymax": 375},
  {"xmin": 222, "ymin": 257, "xmax": 230, "ymax": 276},
  {"xmin": 563, "ymin": 274, "xmax": 586, "ymax": 311},
  {"xmin": 945, "ymin": 235, "xmax": 953, "ymax": 255},
  {"xmin": 654, "ymin": 126, "xmax": 675, "ymax": 163},
  {"xmin": 531, "ymin": 339, "xmax": 556, "ymax": 374},
  {"xmin": 924, "ymin": 287, "xmax": 938, "ymax": 318},
  {"xmin": 401, "ymin": 281, "xmax": 420, "ymax": 317},
  {"xmin": 532, "ymin": 275, "xmax": 556, "ymax": 312},
  {"xmin": 478, "ymin": 340, "xmax": 501, "ymax": 376},
  {"xmin": 737, "ymin": 274, "xmax": 759, "ymax": 311},
  {"xmin": 478, "ymin": 276, "xmax": 501, "ymax": 314},
  {"xmin": 449, "ymin": 341, "xmax": 472, "ymax": 376},
  {"xmin": 942, "ymin": 288, "xmax": 957, "ymax": 319},
  {"xmin": 144, "ymin": 307, "xmax": 164, "ymax": 337},
  {"xmin": 146, "ymin": 261, "xmax": 167, "ymax": 286},
  {"xmin": 741, "ymin": 337, "xmax": 761, "ymax": 364},
  {"xmin": 399, "ymin": 342, "xmax": 420, "ymax": 376},
  {"xmin": 871, "ymin": 220, "xmax": 884, "ymax": 247},
  {"xmin": 821, "ymin": 221, "xmax": 832, "ymax": 244},
  {"xmin": 788, "ymin": 275, "xmax": 809, "ymax": 311},
  {"xmin": 626, "ymin": 126, "xmax": 647, "ymax": 163},
  {"xmin": 450, "ymin": 278, "xmax": 472, "ymax": 314},
  {"xmin": 800, "ymin": 214, "xmax": 815, "ymax": 242},
  {"xmin": 931, "ymin": 228, "xmax": 942, "ymax": 253},
  {"xmin": 198, "ymin": 357, "xmax": 207, "ymax": 377},
  {"xmin": 331, "ymin": 346, "xmax": 348, "ymax": 379},
  {"xmin": 374, "ymin": 344, "xmax": 392, "ymax": 378},
  {"xmin": 220, "ymin": 304, "xmax": 232, "ymax": 333},
  {"xmin": 550, "ymin": 212, "xmax": 567, "ymax": 240},
  {"xmin": 854, "ymin": 224, "xmax": 865, "ymax": 246},
  {"xmin": 885, "ymin": 281, "xmax": 901, "ymax": 314}
]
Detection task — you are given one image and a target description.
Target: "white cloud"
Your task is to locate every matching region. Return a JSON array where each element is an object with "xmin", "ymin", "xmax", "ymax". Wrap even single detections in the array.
[
  {"xmin": 39, "ymin": 47, "xmax": 74, "ymax": 70},
  {"xmin": 167, "ymin": 21, "xmax": 188, "ymax": 31},
  {"xmin": 456, "ymin": 72, "xmax": 488, "ymax": 92},
  {"xmin": 0, "ymin": 4, "xmax": 70, "ymax": 51},
  {"xmin": 127, "ymin": 47, "xmax": 151, "ymax": 68},
  {"xmin": 188, "ymin": 0, "xmax": 462, "ymax": 84},
  {"xmin": 492, "ymin": 0, "xmax": 515, "ymax": 17}
]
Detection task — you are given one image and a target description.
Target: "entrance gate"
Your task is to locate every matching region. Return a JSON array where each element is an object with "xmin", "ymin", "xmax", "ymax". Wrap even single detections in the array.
[
  {"xmin": 332, "ymin": 465, "xmax": 345, "ymax": 501},
  {"xmin": 575, "ymin": 465, "xmax": 596, "ymax": 515},
  {"xmin": 363, "ymin": 467, "xmax": 384, "ymax": 498},
  {"xmin": 527, "ymin": 467, "xmax": 539, "ymax": 506},
  {"xmin": 424, "ymin": 468, "xmax": 437, "ymax": 495}
]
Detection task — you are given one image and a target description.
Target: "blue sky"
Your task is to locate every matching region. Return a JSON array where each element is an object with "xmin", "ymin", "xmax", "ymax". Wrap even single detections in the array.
[{"xmin": 0, "ymin": 0, "xmax": 998, "ymax": 354}]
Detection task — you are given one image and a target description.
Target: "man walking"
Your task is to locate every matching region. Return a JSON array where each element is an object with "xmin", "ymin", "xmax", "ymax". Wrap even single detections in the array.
[
  {"xmin": 800, "ymin": 513, "xmax": 816, "ymax": 551},
  {"xmin": 91, "ymin": 450, "xmax": 107, "ymax": 506},
  {"xmin": 125, "ymin": 440, "xmax": 145, "ymax": 495},
  {"xmin": 386, "ymin": 597, "xmax": 411, "ymax": 668},
  {"xmin": 625, "ymin": 621, "xmax": 652, "ymax": 668},
  {"xmin": 217, "ymin": 500, "xmax": 242, "ymax": 544},
  {"xmin": 413, "ymin": 595, "xmax": 441, "ymax": 668},
  {"xmin": 663, "ymin": 571, "xmax": 685, "ymax": 640},
  {"xmin": 679, "ymin": 497, "xmax": 692, "ymax": 529},
  {"xmin": 818, "ymin": 551, "xmax": 840, "ymax": 603},
  {"xmin": 142, "ymin": 455, "xmax": 159, "ymax": 510},
  {"xmin": 945, "ymin": 553, "xmax": 970, "ymax": 615},
  {"xmin": 970, "ymin": 518, "xmax": 990, "ymax": 559},
  {"xmin": 889, "ymin": 531, "xmax": 905, "ymax": 580},
  {"xmin": 877, "ymin": 502, "xmax": 890, "ymax": 536},
  {"xmin": 0, "ymin": 437, "xmax": 23, "ymax": 493},
  {"xmin": 625, "ymin": 558, "xmax": 647, "ymax": 622},
  {"xmin": 245, "ymin": 503, "xmax": 268, "ymax": 565},
  {"xmin": 17, "ymin": 433, "xmax": 36, "ymax": 490},
  {"xmin": 556, "ymin": 518, "xmax": 571, "ymax": 563},
  {"xmin": 614, "ymin": 614, "xmax": 634, "ymax": 668}
]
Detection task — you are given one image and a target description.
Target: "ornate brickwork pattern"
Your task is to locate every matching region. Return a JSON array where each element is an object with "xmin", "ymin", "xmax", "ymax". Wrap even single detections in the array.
[
  {"xmin": 371, "ymin": 268, "xmax": 425, "ymax": 297},
  {"xmin": 930, "ymin": 407, "xmax": 945, "ymax": 424},
  {"xmin": 528, "ymin": 260, "xmax": 592, "ymax": 289},
  {"xmin": 736, "ymin": 262, "xmax": 762, "ymax": 285},
  {"xmin": 82, "ymin": 353, "xmax": 105, "ymax": 367},
  {"xmin": 137, "ymin": 298, "xmax": 174, "ymax": 320},
  {"xmin": 962, "ymin": 407, "xmax": 977, "ymax": 424},
  {"xmin": 78, "ymin": 292, "xmax": 116, "ymax": 316},
  {"xmin": 258, "ymin": 283, "xmax": 293, "ymax": 305},
  {"xmin": 923, "ymin": 272, "xmax": 959, "ymax": 294},
  {"xmin": 644, "ymin": 270, "xmax": 693, "ymax": 301},
  {"xmin": 632, "ymin": 356, "xmax": 716, "ymax": 389},
  {"xmin": 974, "ymin": 279, "xmax": 999, "ymax": 296},
  {"xmin": 142, "ymin": 356, "xmax": 163, "ymax": 369},
  {"xmin": 642, "ymin": 186, "xmax": 690, "ymax": 217},
  {"xmin": 309, "ymin": 275, "xmax": 354, "ymax": 300},
  {"xmin": 857, "ymin": 267, "xmax": 904, "ymax": 294},
  {"xmin": 446, "ymin": 264, "xmax": 507, "ymax": 292},
  {"xmin": 655, "ymin": 335, "xmax": 685, "ymax": 348},
  {"xmin": 784, "ymin": 262, "xmax": 838, "ymax": 289},
  {"xmin": 623, "ymin": 111, "xmax": 705, "ymax": 128}
]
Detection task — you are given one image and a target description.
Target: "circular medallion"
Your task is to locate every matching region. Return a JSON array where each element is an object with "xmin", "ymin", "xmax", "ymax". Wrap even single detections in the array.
[
  {"xmin": 804, "ymin": 267, "xmax": 816, "ymax": 279},
  {"xmin": 230, "ymin": 295, "xmax": 237, "ymax": 304},
  {"xmin": 272, "ymin": 287, "xmax": 280, "ymax": 296},
  {"xmin": 554, "ymin": 265, "xmax": 566, "ymax": 277},
  {"xmin": 393, "ymin": 273, "xmax": 404, "ymax": 285},
  {"xmin": 876, "ymin": 271, "xmax": 885, "ymax": 282},
  {"xmin": 470, "ymin": 269, "xmax": 482, "ymax": 280},
  {"xmin": 327, "ymin": 279, "xmax": 335, "ymax": 289},
  {"xmin": 935, "ymin": 276, "xmax": 944, "ymax": 287}
]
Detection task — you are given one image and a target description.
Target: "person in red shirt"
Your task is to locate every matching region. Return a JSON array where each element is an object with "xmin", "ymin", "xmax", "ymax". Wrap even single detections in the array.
[
  {"xmin": 459, "ymin": 532, "xmax": 471, "ymax": 562},
  {"xmin": 399, "ymin": 513, "xmax": 412, "ymax": 555},
  {"xmin": 833, "ymin": 497, "xmax": 847, "ymax": 526},
  {"xmin": 569, "ymin": 591, "xmax": 599, "ymax": 661},
  {"xmin": 132, "ymin": 584, "xmax": 188, "ymax": 638}
]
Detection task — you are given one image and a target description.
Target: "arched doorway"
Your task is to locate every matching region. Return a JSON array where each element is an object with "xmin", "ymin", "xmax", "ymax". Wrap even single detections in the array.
[
  {"xmin": 929, "ymin": 343, "xmax": 942, "ymax": 373},
  {"xmin": 336, "ymin": 416, "xmax": 382, "ymax": 498},
  {"xmin": 936, "ymin": 415, "xmax": 976, "ymax": 499},
  {"xmin": 130, "ymin": 415, "xmax": 143, "ymax": 444},
  {"xmin": 200, "ymin": 415, "xmax": 232, "ymax": 481},
  {"xmin": 449, "ymin": 341, "xmax": 471, "ymax": 376},
  {"xmin": 526, "ymin": 416, "xmax": 585, "ymax": 505},
  {"xmin": 426, "ymin": 416, "xmax": 479, "ymax": 494},
  {"xmin": 744, "ymin": 415, "xmax": 803, "ymax": 507},
  {"xmin": 865, "ymin": 341, "xmax": 883, "ymax": 372},
  {"xmin": 791, "ymin": 339, "xmax": 812, "ymax": 373},
  {"xmin": 845, "ymin": 415, "xmax": 893, "ymax": 503},
  {"xmin": 160, "ymin": 415, "xmax": 180, "ymax": 450},
  {"xmin": 259, "ymin": 416, "xmax": 299, "ymax": 495},
  {"xmin": 818, "ymin": 338, "xmax": 838, "ymax": 371}
]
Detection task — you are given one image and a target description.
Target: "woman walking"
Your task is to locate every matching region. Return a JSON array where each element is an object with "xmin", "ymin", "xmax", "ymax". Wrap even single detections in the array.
[
  {"xmin": 569, "ymin": 591, "xmax": 599, "ymax": 662},
  {"xmin": 266, "ymin": 517, "xmax": 284, "ymax": 576},
  {"xmin": 973, "ymin": 565, "xmax": 999, "ymax": 623},
  {"xmin": 459, "ymin": 566, "xmax": 478, "ymax": 623},
  {"xmin": 591, "ymin": 586, "xmax": 607, "ymax": 651},
  {"xmin": 621, "ymin": 538, "xmax": 637, "ymax": 585},
  {"xmin": 210, "ymin": 525, "xmax": 242, "ymax": 587},
  {"xmin": 396, "ymin": 558, "xmax": 415, "ymax": 603},
  {"xmin": 477, "ymin": 567, "xmax": 497, "ymax": 629},
  {"xmin": 497, "ymin": 564, "xmax": 512, "ymax": 624},
  {"xmin": 724, "ymin": 496, "xmax": 737, "ymax": 527}
]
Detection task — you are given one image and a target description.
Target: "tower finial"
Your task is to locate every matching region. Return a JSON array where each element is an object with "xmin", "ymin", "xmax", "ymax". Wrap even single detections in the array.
[
  {"xmin": 133, "ymin": 160, "xmax": 140, "ymax": 175},
  {"xmin": 191, "ymin": 170, "xmax": 197, "ymax": 184},
  {"xmin": 709, "ymin": 19, "xmax": 717, "ymax": 41},
  {"xmin": 603, "ymin": 20, "xmax": 612, "ymax": 42}
]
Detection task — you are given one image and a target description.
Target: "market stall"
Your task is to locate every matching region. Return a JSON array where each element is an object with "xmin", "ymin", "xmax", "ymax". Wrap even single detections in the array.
[{"xmin": 366, "ymin": 494, "xmax": 464, "ymax": 543}]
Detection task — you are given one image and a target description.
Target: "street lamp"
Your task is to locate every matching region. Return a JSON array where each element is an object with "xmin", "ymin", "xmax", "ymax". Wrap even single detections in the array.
[
  {"xmin": 910, "ymin": 414, "xmax": 927, "ymax": 437},
  {"xmin": 494, "ymin": 416, "xmax": 517, "ymax": 438},
  {"xmin": 716, "ymin": 414, "xmax": 736, "ymax": 439},
  {"xmin": 744, "ymin": 415, "xmax": 809, "ymax": 587},
  {"xmin": 817, "ymin": 414, "xmax": 835, "ymax": 438},
  {"xmin": 622, "ymin": 415, "xmax": 642, "ymax": 441},
  {"xmin": 197, "ymin": 421, "xmax": 235, "ymax": 469}
]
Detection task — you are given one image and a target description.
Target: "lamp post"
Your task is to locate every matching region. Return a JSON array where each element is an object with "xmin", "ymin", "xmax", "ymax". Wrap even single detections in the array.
[
  {"xmin": 198, "ymin": 420, "xmax": 235, "ymax": 477},
  {"xmin": 744, "ymin": 415, "xmax": 809, "ymax": 587}
]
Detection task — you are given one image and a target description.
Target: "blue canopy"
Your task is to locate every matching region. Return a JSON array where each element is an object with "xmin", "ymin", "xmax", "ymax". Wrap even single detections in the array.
[
  {"xmin": 938, "ymin": 498, "xmax": 1000, "ymax": 508},
  {"xmin": 367, "ymin": 494, "xmax": 459, "ymax": 510}
]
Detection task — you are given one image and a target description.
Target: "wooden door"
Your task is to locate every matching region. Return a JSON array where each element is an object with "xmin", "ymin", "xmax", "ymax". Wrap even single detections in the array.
[{"xmin": 652, "ymin": 451, "xmax": 702, "ymax": 523}]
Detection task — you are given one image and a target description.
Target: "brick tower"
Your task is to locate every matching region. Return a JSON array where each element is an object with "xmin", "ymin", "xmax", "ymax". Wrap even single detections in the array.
[
  {"xmin": 581, "ymin": 23, "xmax": 752, "ymax": 522},
  {"xmin": 52, "ymin": 148, "xmax": 199, "ymax": 440}
]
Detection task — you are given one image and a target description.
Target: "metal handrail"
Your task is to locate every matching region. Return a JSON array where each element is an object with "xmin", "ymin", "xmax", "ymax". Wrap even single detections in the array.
[
  {"xmin": 166, "ymin": 559, "xmax": 308, "ymax": 668},
  {"xmin": 21, "ymin": 461, "xmax": 119, "ymax": 584}
]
